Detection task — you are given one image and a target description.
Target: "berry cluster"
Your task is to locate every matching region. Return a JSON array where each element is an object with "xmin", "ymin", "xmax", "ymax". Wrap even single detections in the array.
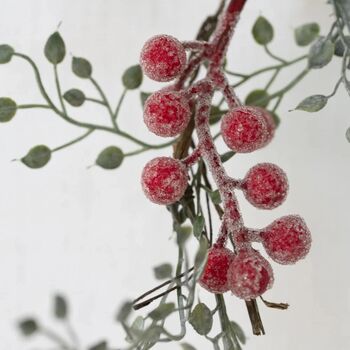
[{"xmin": 139, "ymin": 2, "xmax": 311, "ymax": 301}]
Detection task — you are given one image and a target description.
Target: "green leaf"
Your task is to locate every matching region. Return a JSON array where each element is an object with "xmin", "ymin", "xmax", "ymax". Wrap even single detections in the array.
[
  {"xmin": 334, "ymin": 36, "xmax": 350, "ymax": 57},
  {"xmin": 54, "ymin": 294, "xmax": 68, "ymax": 319},
  {"xmin": 308, "ymin": 37, "xmax": 335, "ymax": 69},
  {"xmin": 194, "ymin": 235, "xmax": 208, "ymax": 272},
  {"xmin": 18, "ymin": 319, "xmax": 38, "ymax": 336},
  {"xmin": 72, "ymin": 57, "xmax": 92, "ymax": 78},
  {"xmin": 144, "ymin": 326, "xmax": 162, "ymax": 343},
  {"xmin": 220, "ymin": 151, "xmax": 235, "ymax": 163},
  {"xmin": 0, "ymin": 44, "xmax": 14, "ymax": 64},
  {"xmin": 193, "ymin": 215, "xmax": 205, "ymax": 239},
  {"xmin": 122, "ymin": 65, "xmax": 143, "ymax": 90},
  {"xmin": 294, "ymin": 23, "xmax": 320, "ymax": 46},
  {"xmin": 126, "ymin": 316, "xmax": 144, "ymax": 343},
  {"xmin": 63, "ymin": 89, "xmax": 86, "ymax": 107},
  {"xmin": 209, "ymin": 106, "xmax": 226, "ymax": 125},
  {"xmin": 346, "ymin": 127, "xmax": 350, "ymax": 143},
  {"xmin": 0, "ymin": 97, "xmax": 17, "ymax": 122},
  {"xmin": 88, "ymin": 341, "xmax": 107, "ymax": 350},
  {"xmin": 189, "ymin": 303, "xmax": 213, "ymax": 336},
  {"xmin": 181, "ymin": 343, "xmax": 197, "ymax": 350},
  {"xmin": 210, "ymin": 190, "xmax": 222, "ymax": 205},
  {"xmin": 295, "ymin": 95, "xmax": 328, "ymax": 112},
  {"xmin": 140, "ymin": 92, "xmax": 151, "ymax": 107},
  {"xmin": 270, "ymin": 111, "xmax": 280, "ymax": 127},
  {"xmin": 230, "ymin": 321, "xmax": 246, "ymax": 345},
  {"xmin": 245, "ymin": 89, "xmax": 269, "ymax": 108},
  {"xmin": 148, "ymin": 303, "xmax": 175, "ymax": 321},
  {"xmin": 176, "ymin": 225, "xmax": 192, "ymax": 246},
  {"xmin": 153, "ymin": 263, "xmax": 172, "ymax": 280},
  {"xmin": 252, "ymin": 16, "xmax": 274, "ymax": 45},
  {"xmin": 116, "ymin": 301, "xmax": 133, "ymax": 322},
  {"xmin": 21, "ymin": 145, "xmax": 51, "ymax": 169},
  {"xmin": 44, "ymin": 32, "xmax": 65, "ymax": 64},
  {"xmin": 96, "ymin": 146, "xmax": 124, "ymax": 169}
]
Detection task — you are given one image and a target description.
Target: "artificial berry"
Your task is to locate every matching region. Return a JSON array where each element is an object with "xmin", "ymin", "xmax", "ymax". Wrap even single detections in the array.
[
  {"xmin": 141, "ymin": 157, "xmax": 188, "ymax": 205},
  {"xmin": 227, "ymin": 249, "xmax": 273, "ymax": 300},
  {"xmin": 144, "ymin": 90, "xmax": 191, "ymax": 137},
  {"xmin": 261, "ymin": 215, "xmax": 311, "ymax": 265},
  {"xmin": 242, "ymin": 163, "xmax": 288, "ymax": 210},
  {"xmin": 199, "ymin": 246, "xmax": 235, "ymax": 294},
  {"xmin": 220, "ymin": 106, "xmax": 269, "ymax": 153},
  {"xmin": 140, "ymin": 34, "xmax": 187, "ymax": 82}
]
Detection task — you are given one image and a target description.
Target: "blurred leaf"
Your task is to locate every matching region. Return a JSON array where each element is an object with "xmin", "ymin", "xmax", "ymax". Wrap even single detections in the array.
[
  {"xmin": 153, "ymin": 263, "xmax": 172, "ymax": 280},
  {"xmin": 294, "ymin": 23, "xmax": 320, "ymax": 46},
  {"xmin": 252, "ymin": 16, "xmax": 273, "ymax": 45},
  {"xmin": 126, "ymin": 316, "xmax": 144, "ymax": 343},
  {"xmin": 63, "ymin": 89, "xmax": 86, "ymax": 107},
  {"xmin": 54, "ymin": 294, "xmax": 68, "ymax": 319},
  {"xmin": 245, "ymin": 89, "xmax": 269, "ymax": 108},
  {"xmin": 144, "ymin": 326, "xmax": 162, "ymax": 343},
  {"xmin": 346, "ymin": 127, "xmax": 350, "ymax": 143},
  {"xmin": 189, "ymin": 303, "xmax": 213, "ymax": 335},
  {"xmin": 0, "ymin": 97, "xmax": 17, "ymax": 122},
  {"xmin": 181, "ymin": 343, "xmax": 197, "ymax": 350},
  {"xmin": 88, "ymin": 341, "xmax": 107, "ymax": 350},
  {"xmin": 295, "ymin": 95, "xmax": 327, "ymax": 112},
  {"xmin": 193, "ymin": 215, "xmax": 205, "ymax": 239},
  {"xmin": 21, "ymin": 145, "xmax": 51, "ymax": 169},
  {"xmin": 18, "ymin": 319, "xmax": 38, "ymax": 336},
  {"xmin": 220, "ymin": 151, "xmax": 235, "ymax": 163},
  {"xmin": 210, "ymin": 190, "xmax": 222, "ymax": 205},
  {"xmin": 308, "ymin": 37, "xmax": 335, "ymax": 69},
  {"xmin": 334, "ymin": 36, "xmax": 350, "ymax": 57},
  {"xmin": 44, "ymin": 32, "xmax": 65, "ymax": 64},
  {"xmin": 116, "ymin": 301, "xmax": 133, "ymax": 322},
  {"xmin": 148, "ymin": 303, "xmax": 175, "ymax": 321},
  {"xmin": 140, "ymin": 91, "xmax": 151, "ymax": 107},
  {"xmin": 269, "ymin": 111, "xmax": 281, "ymax": 127},
  {"xmin": 72, "ymin": 57, "xmax": 92, "ymax": 78},
  {"xmin": 96, "ymin": 146, "xmax": 124, "ymax": 169},
  {"xmin": 122, "ymin": 65, "xmax": 143, "ymax": 90},
  {"xmin": 194, "ymin": 235, "xmax": 208, "ymax": 272},
  {"xmin": 230, "ymin": 321, "xmax": 246, "ymax": 344},
  {"xmin": 209, "ymin": 106, "xmax": 226, "ymax": 125},
  {"xmin": 0, "ymin": 44, "xmax": 14, "ymax": 64},
  {"xmin": 176, "ymin": 225, "xmax": 192, "ymax": 246}
]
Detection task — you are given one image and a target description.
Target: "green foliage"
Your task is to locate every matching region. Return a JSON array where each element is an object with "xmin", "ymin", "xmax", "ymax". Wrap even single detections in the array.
[
  {"xmin": 72, "ymin": 57, "xmax": 93, "ymax": 78},
  {"xmin": 252, "ymin": 16, "xmax": 274, "ymax": 45},
  {"xmin": 63, "ymin": 89, "xmax": 86, "ymax": 107},
  {"xmin": 220, "ymin": 151, "xmax": 235, "ymax": 163},
  {"xmin": 96, "ymin": 146, "xmax": 124, "ymax": 169},
  {"xmin": 295, "ymin": 95, "xmax": 328, "ymax": 112},
  {"xmin": 270, "ymin": 111, "xmax": 281, "ymax": 127},
  {"xmin": 140, "ymin": 91, "xmax": 151, "ymax": 107},
  {"xmin": 116, "ymin": 301, "xmax": 133, "ymax": 322},
  {"xmin": 148, "ymin": 303, "xmax": 175, "ymax": 321},
  {"xmin": 210, "ymin": 189, "xmax": 222, "ymax": 205},
  {"xmin": 189, "ymin": 303, "xmax": 213, "ymax": 336},
  {"xmin": 176, "ymin": 225, "xmax": 192, "ymax": 246},
  {"xmin": 0, "ymin": 44, "xmax": 14, "ymax": 64},
  {"xmin": 194, "ymin": 235, "xmax": 208, "ymax": 272},
  {"xmin": 245, "ymin": 89, "xmax": 269, "ymax": 107},
  {"xmin": 334, "ymin": 36, "xmax": 350, "ymax": 57},
  {"xmin": 181, "ymin": 343, "xmax": 197, "ymax": 350},
  {"xmin": 209, "ymin": 106, "xmax": 226, "ymax": 125},
  {"xmin": 294, "ymin": 23, "xmax": 320, "ymax": 46},
  {"xmin": 21, "ymin": 145, "xmax": 51, "ymax": 169},
  {"xmin": 230, "ymin": 321, "xmax": 246, "ymax": 345},
  {"xmin": 18, "ymin": 319, "xmax": 38, "ymax": 336},
  {"xmin": 346, "ymin": 127, "xmax": 350, "ymax": 143},
  {"xmin": 123, "ymin": 65, "xmax": 143, "ymax": 90},
  {"xmin": 153, "ymin": 263, "xmax": 173, "ymax": 280},
  {"xmin": 0, "ymin": 97, "xmax": 17, "ymax": 122},
  {"xmin": 88, "ymin": 341, "xmax": 107, "ymax": 350},
  {"xmin": 308, "ymin": 37, "xmax": 335, "ymax": 69},
  {"xmin": 54, "ymin": 294, "xmax": 68, "ymax": 319},
  {"xmin": 44, "ymin": 32, "xmax": 65, "ymax": 64},
  {"xmin": 193, "ymin": 215, "xmax": 205, "ymax": 239}
]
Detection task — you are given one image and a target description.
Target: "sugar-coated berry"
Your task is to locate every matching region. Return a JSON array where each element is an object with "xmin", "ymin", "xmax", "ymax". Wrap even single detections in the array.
[
  {"xmin": 242, "ymin": 163, "xmax": 289, "ymax": 210},
  {"xmin": 141, "ymin": 157, "xmax": 188, "ymax": 205},
  {"xmin": 227, "ymin": 249, "xmax": 274, "ymax": 300},
  {"xmin": 199, "ymin": 246, "xmax": 235, "ymax": 294},
  {"xmin": 140, "ymin": 35, "xmax": 187, "ymax": 82},
  {"xmin": 220, "ymin": 106, "xmax": 269, "ymax": 153},
  {"xmin": 144, "ymin": 91, "xmax": 191, "ymax": 137},
  {"xmin": 261, "ymin": 215, "xmax": 311, "ymax": 265},
  {"xmin": 256, "ymin": 107, "xmax": 275, "ymax": 147}
]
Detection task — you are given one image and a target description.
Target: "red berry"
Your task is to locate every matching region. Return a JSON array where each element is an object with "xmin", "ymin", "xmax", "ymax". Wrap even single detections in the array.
[
  {"xmin": 227, "ymin": 249, "xmax": 273, "ymax": 300},
  {"xmin": 261, "ymin": 215, "xmax": 311, "ymax": 265},
  {"xmin": 242, "ymin": 163, "xmax": 288, "ymax": 210},
  {"xmin": 140, "ymin": 35, "xmax": 187, "ymax": 82},
  {"xmin": 141, "ymin": 157, "xmax": 188, "ymax": 205},
  {"xmin": 199, "ymin": 247, "xmax": 235, "ymax": 294},
  {"xmin": 220, "ymin": 106, "xmax": 269, "ymax": 153},
  {"xmin": 144, "ymin": 91, "xmax": 191, "ymax": 137}
]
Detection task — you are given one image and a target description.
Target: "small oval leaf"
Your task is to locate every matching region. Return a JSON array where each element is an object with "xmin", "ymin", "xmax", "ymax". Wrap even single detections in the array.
[
  {"xmin": 123, "ymin": 65, "xmax": 143, "ymax": 90},
  {"xmin": 153, "ymin": 263, "xmax": 173, "ymax": 280},
  {"xmin": 72, "ymin": 57, "xmax": 92, "ymax": 78},
  {"xmin": 295, "ymin": 95, "xmax": 328, "ymax": 112},
  {"xmin": 252, "ymin": 16, "xmax": 274, "ymax": 45},
  {"xmin": 0, "ymin": 44, "xmax": 14, "ymax": 64},
  {"xmin": 189, "ymin": 303, "xmax": 213, "ymax": 336},
  {"xmin": 193, "ymin": 215, "xmax": 205, "ymax": 239},
  {"xmin": 116, "ymin": 301, "xmax": 133, "ymax": 322},
  {"xmin": 210, "ymin": 189, "xmax": 222, "ymax": 205},
  {"xmin": 44, "ymin": 32, "xmax": 65, "ymax": 64},
  {"xmin": 230, "ymin": 321, "xmax": 246, "ymax": 345},
  {"xmin": 63, "ymin": 89, "xmax": 86, "ymax": 107},
  {"xmin": 54, "ymin": 294, "xmax": 68, "ymax": 319},
  {"xmin": 294, "ymin": 23, "xmax": 320, "ymax": 46},
  {"xmin": 245, "ymin": 89, "xmax": 269, "ymax": 108},
  {"xmin": 148, "ymin": 303, "xmax": 175, "ymax": 321},
  {"xmin": 220, "ymin": 151, "xmax": 236, "ymax": 163},
  {"xmin": 96, "ymin": 146, "xmax": 124, "ymax": 169},
  {"xmin": 308, "ymin": 37, "xmax": 335, "ymax": 69},
  {"xmin": 0, "ymin": 97, "xmax": 17, "ymax": 122},
  {"xmin": 181, "ymin": 343, "xmax": 197, "ymax": 350},
  {"xmin": 209, "ymin": 106, "xmax": 226, "ymax": 125},
  {"xmin": 88, "ymin": 341, "xmax": 107, "ymax": 350},
  {"xmin": 21, "ymin": 145, "xmax": 51, "ymax": 169},
  {"xmin": 140, "ymin": 91, "xmax": 151, "ymax": 107},
  {"xmin": 18, "ymin": 319, "xmax": 38, "ymax": 336},
  {"xmin": 346, "ymin": 127, "xmax": 350, "ymax": 143}
]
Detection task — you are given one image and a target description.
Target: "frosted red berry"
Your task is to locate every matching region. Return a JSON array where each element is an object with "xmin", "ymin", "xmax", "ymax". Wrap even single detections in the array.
[
  {"xmin": 242, "ymin": 163, "xmax": 288, "ymax": 210},
  {"xmin": 261, "ymin": 215, "xmax": 311, "ymax": 265},
  {"xmin": 141, "ymin": 157, "xmax": 188, "ymax": 205},
  {"xmin": 227, "ymin": 249, "xmax": 273, "ymax": 300},
  {"xmin": 199, "ymin": 246, "xmax": 235, "ymax": 294},
  {"xmin": 220, "ymin": 106, "xmax": 269, "ymax": 153},
  {"xmin": 144, "ymin": 91, "xmax": 191, "ymax": 137},
  {"xmin": 140, "ymin": 35, "xmax": 187, "ymax": 82}
]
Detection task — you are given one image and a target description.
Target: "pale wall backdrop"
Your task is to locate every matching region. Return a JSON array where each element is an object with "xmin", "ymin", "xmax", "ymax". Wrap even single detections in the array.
[{"xmin": 0, "ymin": 0, "xmax": 349, "ymax": 349}]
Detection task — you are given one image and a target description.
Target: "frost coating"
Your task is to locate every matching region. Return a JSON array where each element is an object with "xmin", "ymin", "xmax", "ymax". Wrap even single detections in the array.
[
  {"xmin": 140, "ymin": 35, "xmax": 187, "ymax": 82},
  {"xmin": 199, "ymin": 247, "xmax": 235, "ymax": 294},
  {"xmin": 256, "ymin": 107, "xmax": 275, "ymax": 147},
  {"xmin": 242, "ymin": 163, "xmax": 289, "ymax": 210},
  {"xmin": 261, "ymin": 215, "xmax": 311, "ymax": 265},
  {"xmin": 141, "ymin": 157, "xmax": 188, "ymax": 205},
  {"xmin": 144, "ymin": 91, "xmax": 191, "ymax": 137},
  {"xmin": 220, "ymin": 106, "xmax": 269, "ymax": 153},
  {"xmin": 227, "ymin": 249, "xmax": 274, "ymax": 300}
]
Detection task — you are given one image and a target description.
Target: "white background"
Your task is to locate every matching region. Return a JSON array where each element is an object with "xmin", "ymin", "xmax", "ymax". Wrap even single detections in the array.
[{"xmin": 0, "ymin": 0, "xmax": 349, "ymax": 349}]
